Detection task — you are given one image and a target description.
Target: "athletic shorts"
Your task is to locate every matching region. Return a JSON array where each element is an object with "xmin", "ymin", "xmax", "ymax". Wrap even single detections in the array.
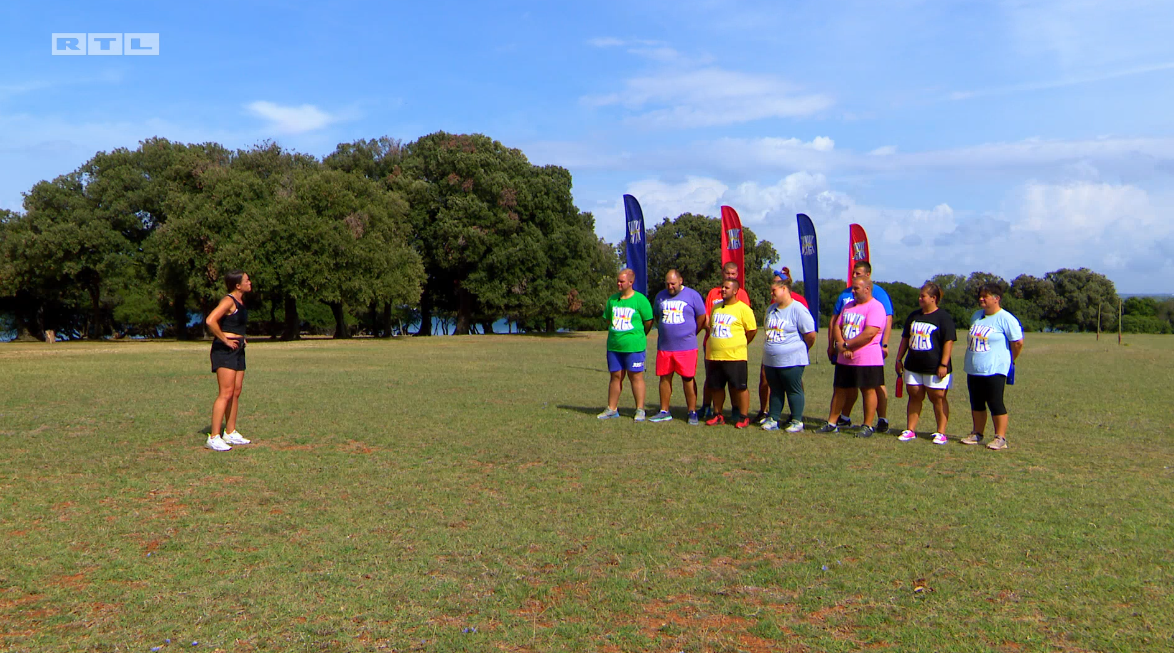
[
  {"xmin": 656, "ymin": 350, "xmax": 698, "ymax": 377},
  {"xmin": 904, "ymin": 369, "xmax": 951, "ymax": 390},
  {"xmin": 210, "ymin": 342, "xmax": 246, "ymax": 372},
  {"xmin": 967, "ymin": 373, "xmax": 1007, "ymax": 416},
  {"xmin": 606, "ymin": 350, "xmax": 646, "ymax": 373},
  {"xmin": 706, "ymin": 360, "xmax": 748, "ymax": 391},
  {"xmin": 833, "ymin": 364, "xmax": 884, "ymax": 389}
]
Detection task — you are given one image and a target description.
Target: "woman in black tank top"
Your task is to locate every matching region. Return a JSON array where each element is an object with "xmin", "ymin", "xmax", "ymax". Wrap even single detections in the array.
[{"xmin": 204, "ymin": 271, "xmax": 253, "ymax": 451}]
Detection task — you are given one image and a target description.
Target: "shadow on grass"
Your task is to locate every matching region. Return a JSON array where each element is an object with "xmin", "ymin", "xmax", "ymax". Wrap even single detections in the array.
[{"xmin": 566, "ymin": 365, "xmax": 607, "ymax": 373}]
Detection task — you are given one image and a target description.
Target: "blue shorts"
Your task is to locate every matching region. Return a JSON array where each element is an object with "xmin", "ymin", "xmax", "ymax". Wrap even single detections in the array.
[{"xmin": 607, "ymin": 350, "xmax": 646, "ymax": 373}]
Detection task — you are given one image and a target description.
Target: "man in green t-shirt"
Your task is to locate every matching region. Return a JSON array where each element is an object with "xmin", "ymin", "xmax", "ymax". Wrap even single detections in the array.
[{"xmin": 599, "ymin": 269, "xmax": 654, "ymax": 421}]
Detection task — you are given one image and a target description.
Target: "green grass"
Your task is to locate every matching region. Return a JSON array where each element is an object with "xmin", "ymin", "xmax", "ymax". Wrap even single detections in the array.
[{"xmin": 1, "ymin": 332, "xmax": 1172, "ymax": 652}]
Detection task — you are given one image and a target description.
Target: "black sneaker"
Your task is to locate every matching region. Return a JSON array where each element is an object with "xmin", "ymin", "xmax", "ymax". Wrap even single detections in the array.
[
  {"xmin": 815, "ymin": 422, "xmax": 839, "ymax": 433},
  {"xmin": 875, "ymin": 418, "xmax": 889, "ymax": 433},
  {"xmin": 753, "ymin": 410, "xmax": 769, "ymax": 424},
  {"xmin": 836, "ymin": 415, "xmax": 852, "ymax": 428},
  {"xmin": 856, "ymin": 425, "xmax": 875, "ymax": 438}
]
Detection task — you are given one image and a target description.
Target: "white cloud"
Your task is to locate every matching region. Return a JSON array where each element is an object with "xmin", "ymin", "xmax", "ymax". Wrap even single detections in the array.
[
  {"xmin": 869, "ymin": 145, "xmax": 897, "ymax": 156},
  {"xmin": 583, "ymin": 67, "xmax": 833, "ymax": 128},
  {"xmin": 587, "ymin": 173, "xmax": 1174, "ymax": 292},
  {"xmin": 245, "ymin": 101, "xmax": 338, "ymax": 134}
]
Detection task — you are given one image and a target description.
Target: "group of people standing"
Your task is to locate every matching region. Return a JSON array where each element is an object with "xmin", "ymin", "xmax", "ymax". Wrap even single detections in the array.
[{"xmin": 600, "ymin": 260, "xmax": 1026, "ymax": 451}]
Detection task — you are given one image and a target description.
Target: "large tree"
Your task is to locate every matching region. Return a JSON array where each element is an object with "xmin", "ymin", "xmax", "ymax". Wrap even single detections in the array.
[{"xmin": 1044, "ymin": 267, "xmax": 1120, "ymax": 331}]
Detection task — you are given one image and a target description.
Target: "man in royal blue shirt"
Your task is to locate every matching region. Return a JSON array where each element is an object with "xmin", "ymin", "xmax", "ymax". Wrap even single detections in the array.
[{"xmin": 826, "ymin": 261, "xmax": 894, "ymax": 432}]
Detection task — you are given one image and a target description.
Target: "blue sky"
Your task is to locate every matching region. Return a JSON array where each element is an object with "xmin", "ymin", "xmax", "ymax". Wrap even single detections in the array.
[{"xmin": 3, "ymin": 0, "xmax": 1172, "ymax": 292}]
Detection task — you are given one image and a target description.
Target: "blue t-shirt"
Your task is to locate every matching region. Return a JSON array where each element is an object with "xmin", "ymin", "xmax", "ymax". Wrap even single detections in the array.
[
  {"xmin": 963, "ymin": 309, "xmax": 1023, "ymax": 376},
  {"xmin": 762, "ymin": 301, "xmax": 817, "ymax": 368},
  {"xmin": 654, "ymin": 286, "xmax": 706, "ymax": 352},
  {"xmin": 834, "ymin": 285, "xmax": 893, "ymax": 316}
]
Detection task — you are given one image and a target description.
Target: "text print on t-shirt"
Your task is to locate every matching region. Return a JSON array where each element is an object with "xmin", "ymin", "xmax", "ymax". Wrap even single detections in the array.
[
  {"xmin": 712, "ymin": 312, "xmax": 737, "ymax": 339},
  {"xmin": 766, "ymin": 313, "xmax": 789, "ymax": 344},
  {"xmin": 840, "ymin": 311, "xmax": 865, "ymax": 340},
  {"xmin": 661, "ymin": 300, "xmax": 687, "ymax": 325},
  {"xmin": 612, "ymin": 306, "xmax": 635, "ymax": 331},
  {"xmin": 909, "ymin": 322, "xmax": 938, "ymax": 350},
  {"xmin": 968, "ymin": 324, "xmax": 993, "ymax": 352}
]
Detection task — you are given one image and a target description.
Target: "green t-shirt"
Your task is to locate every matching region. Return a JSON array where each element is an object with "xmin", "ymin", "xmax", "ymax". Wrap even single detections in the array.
[{"xmin": 605, "ymin": 292, "xmax": 654, "ymax": 352}]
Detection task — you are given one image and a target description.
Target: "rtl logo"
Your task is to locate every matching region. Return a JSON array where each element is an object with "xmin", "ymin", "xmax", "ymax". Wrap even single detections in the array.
[{"xmin": 52, "ymin": 33, "xmax": 159, "ymax": 55}]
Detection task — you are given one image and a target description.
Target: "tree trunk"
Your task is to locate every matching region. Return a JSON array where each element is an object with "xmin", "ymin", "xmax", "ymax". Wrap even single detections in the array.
[
  {"xmin": 172, "ymin": 290, "xmax": 190, "ymax": 340},
  {"xmin": 480, "ymin": 320, "xmax": 495, "ymax": 335},
  {"xmin": 329, "ymin": 301, "xmax": 350, "ymax": 339},
  {"xmin": 455, "ymin": 285, "xmax": 474, "ymax": 335},
  {"xmin": 416, "ymin": 287, "xmax": 433, "ymax": 336},
  {"xmin": 282, "ymin": 295, "xmax": 300, "ymax": 340},
  {"xmin": 545, "ymin": 317, "xmax": 556, "ymax": 334},
  {"xmin": 87, "ymin": 280, "xmax": 103, "ymax": 340},
  {"xmin": 380, "ymin": 302, "xmax": 394, "ymax": 337}
]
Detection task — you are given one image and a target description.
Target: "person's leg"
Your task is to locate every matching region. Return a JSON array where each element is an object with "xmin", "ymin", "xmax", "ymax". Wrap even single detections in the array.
[
  {"xmin": 906, "ymin": 384, "xmax": 926, "ymax": 432},
  {"xmin": 211, "ymin": 368, "xmax": 235, "ymax": 436},
  {"xmin": 224, "ymin": 371, "xmax": 245, "ymax": 434},
  {"xmin": 840, "ymin": 387, "xmax": 859, "ymax": 421},
  {"xmin": 987, "ymin": 375, "xmax": 1009, "ymax": 438},
  {"xmin": 757, "ymin": 364, "xmax": 770, "ymax": 416},
  {"xmin": 826, "ymin": 388, "xmax": 845, "ymax": 423},
  {"xmin": 967, "ymin": 374, "xmax": 988, "ymax": 435},
  {"xmin": 780, "ymin": 366, "xmax": 805, "ymax": 424},
  {"xmin": 607, "ymin": 370, "xmax": 624, "ymax": 410},
  {"xmin": 658, "ymin": 374, "xmax": 674, "ymax": 412},
  {"xmin": 860, "ymin": 387, "xmax": 878, "ymax": 426},
  {"xmin": 877, "ymin": 384, "xmax": 889, "ymax": 420},
  {"xmin": 733, "ymin": 387, "xmax": 750, "ymax": 422},
  {"xmin": 628, "ymin": 370, "xmax": 645, "ymax": 409},
  {"xmin": 711, "ymin": 386, "xmax": 727, "ymax": 416},
  {"xmin": 764, "ymin": 367, "xmax": 786, "ymax": 422},
  {"xmin": 927, "ymin": 388, "xmax": 948, "ymax": 433},
  {"xmin": 683, "ymin": 377, "xmax": 698, "ymax": 412}
]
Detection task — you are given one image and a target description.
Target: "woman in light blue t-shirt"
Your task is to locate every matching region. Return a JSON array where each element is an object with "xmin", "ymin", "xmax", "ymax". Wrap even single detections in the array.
[
  {"xmin": 760, "ymin": 280, "xmax": 816, "ymax": 432},
  {"xmin": 962, "ymin": 283, "xmax": 1024, "ymax": 451}
]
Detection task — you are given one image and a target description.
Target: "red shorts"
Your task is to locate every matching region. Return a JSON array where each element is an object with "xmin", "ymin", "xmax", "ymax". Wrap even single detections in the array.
[{"xmin": 656, "ymin": 350, "xmax": 699, "ymax": 378}]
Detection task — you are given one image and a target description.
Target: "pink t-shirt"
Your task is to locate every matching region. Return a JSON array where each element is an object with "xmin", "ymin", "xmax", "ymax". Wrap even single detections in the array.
[{"xmin": 836, "ymin": 298, "xmax": 886, "ymax": 366}]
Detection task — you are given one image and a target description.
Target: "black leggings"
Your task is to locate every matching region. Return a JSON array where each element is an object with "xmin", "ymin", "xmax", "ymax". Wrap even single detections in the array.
[{"xmin": 967, "ymin": 374, "xmax": 1007, "ymax": 416}]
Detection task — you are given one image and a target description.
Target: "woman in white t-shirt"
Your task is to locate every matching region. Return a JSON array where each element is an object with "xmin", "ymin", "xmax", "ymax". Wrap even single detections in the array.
[{"xmin": 759, "ymin": 279, "xmax": 817, "ymax": 432}]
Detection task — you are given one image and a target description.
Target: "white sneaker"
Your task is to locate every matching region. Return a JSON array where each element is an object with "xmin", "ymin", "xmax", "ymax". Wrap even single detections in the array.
[
  {"xmin": 932, "ymin": 432, "xmax": 949, "ymax": 445},
  {"xmin": 634, "ymin": 409, "xmax": 647, "ymax": 422},
  {"xmin": 898, "ymin": 430, "xmax": 917, "ymax": 441},
  {"xmin": 205, "ymin": 435, "xmax": 232, "ymax": 451},
  {"xmin": 761, "ymin": 418, "xmax": 779, "ymax": 431},
  {"xmin": 785, "ymin": 420, "xmax": 806, "ymax": 433},
  {"xmin": 223, "ymin": 431, "xmax": 251, "ymax": 445}
]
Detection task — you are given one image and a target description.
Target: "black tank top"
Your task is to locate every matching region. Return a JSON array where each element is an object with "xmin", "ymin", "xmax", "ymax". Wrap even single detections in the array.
[{"xmin": 221, "ymin": 295, "xmax": 247, "ymax": 335}]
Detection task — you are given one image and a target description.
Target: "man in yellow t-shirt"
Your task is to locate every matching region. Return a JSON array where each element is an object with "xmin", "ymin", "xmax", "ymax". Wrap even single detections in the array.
[{"xmin": 705, "ymin": 279, "xmax": 758, "ymax": 428}]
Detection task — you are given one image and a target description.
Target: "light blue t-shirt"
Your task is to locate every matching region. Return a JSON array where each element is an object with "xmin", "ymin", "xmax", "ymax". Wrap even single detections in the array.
[
  {"xmin": 834, "ymin": 285, "xmax": 893, "ymax": 316},
  {"xmin": 963, "ymin": 309, "xmax": 1023, "ymax": 376},
  {"xmin": 762, "ymin": 301, "xmax": 817, "ymax": 368}
]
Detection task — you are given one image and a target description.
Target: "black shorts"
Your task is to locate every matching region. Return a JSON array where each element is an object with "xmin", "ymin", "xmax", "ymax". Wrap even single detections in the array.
[
  {"xmin": 706, "ymin": 360, "xmax": 749, "ymax": 391},
  {"xmin": 210, "ymin": 343, "xmax": 246, "ymax": 372},
  {"xmin": 833, "ymin": 364, "xmax": 884, "ymax": 389},
  {"xmin": 967, "ymin": 374, "xmax": 1007, "ymax": 416}
]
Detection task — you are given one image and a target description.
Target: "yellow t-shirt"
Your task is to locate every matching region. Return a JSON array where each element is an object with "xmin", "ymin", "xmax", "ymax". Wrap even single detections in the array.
[{"xmin": 706, "ymin": 300, "xmax": 757, "ymax": 361}]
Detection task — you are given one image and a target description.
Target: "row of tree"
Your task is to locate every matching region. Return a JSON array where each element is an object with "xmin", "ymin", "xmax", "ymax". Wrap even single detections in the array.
[
  {"xmin": 0, "ymin": 134, "xmax": 618, "ymax": 340},
  {"xmin": 2, "ymin": 133, "xmax": 1170, "ymax": 341}
]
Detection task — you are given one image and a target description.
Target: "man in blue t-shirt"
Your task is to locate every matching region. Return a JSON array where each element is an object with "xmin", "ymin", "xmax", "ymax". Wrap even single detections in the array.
[
  {"xmin": 825, "ymin": 261, "xmax": 894, "ymax": 432},
  {"xmin": 649, "ymin": 269, "xmax": 707, "ymax": 424}
]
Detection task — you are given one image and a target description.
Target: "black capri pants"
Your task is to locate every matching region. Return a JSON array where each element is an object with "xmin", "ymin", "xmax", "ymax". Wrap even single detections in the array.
[{"xmin": 967, "ymin": 374, "xmax": 1007, "ymax": 416}]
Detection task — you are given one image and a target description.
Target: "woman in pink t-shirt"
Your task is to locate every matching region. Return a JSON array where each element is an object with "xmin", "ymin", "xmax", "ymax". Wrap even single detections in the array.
[{"xmin": 817, "ymin": 278, "xmax": 887, "ymax": 438}]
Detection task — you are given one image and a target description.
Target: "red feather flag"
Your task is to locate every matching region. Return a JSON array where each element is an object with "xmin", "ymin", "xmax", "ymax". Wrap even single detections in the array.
[
  {"xmin": 720, "ymin": 206, "xmax": 745, "ymax": 290},
  {"xmin": 848, "ymin": 223, "xmax": 870, "ymax": 286}
]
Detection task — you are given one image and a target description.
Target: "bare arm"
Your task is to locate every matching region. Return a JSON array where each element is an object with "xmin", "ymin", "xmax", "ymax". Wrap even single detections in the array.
[
  {"xmin": 643, "ymin": 319, "xmax": 654, "ymax": 335},
  {"xmin": 843, "ymin": 326, "xmax": 880, "ymax": 350},
  {"xmin": 895, "ymin": 336, "xmax": 910, "ymax": 373},
  {"xmin": 939, "ymin": 340, "xmax": 954, "ymax": 378},
  {"xmin": 1010, "ymin": 337, "xmax": 1024, "ymax": 361},
  {"xmin": 695, "ymin": 313, "xmax": 706, "ymax": 335},
  {"xmin": 205, "ymin": 297, "xmax": 242, "ymax": 349},
  {"xmin": 802, "ymin": 331, "xmax": 817, "ymax": 350},
  {"xmin": 745, "ymin": 329, "xmax": 757, "ymax": 345},
  {"xmin": 882, "ymin": 315, "xmax": 893, "ymax": 358}
]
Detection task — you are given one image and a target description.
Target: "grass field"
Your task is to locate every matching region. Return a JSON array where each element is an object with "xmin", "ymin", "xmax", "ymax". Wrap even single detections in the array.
[{"xmin": 1, "ymin": 332, "xmax": 1172, "ymax": 652}]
